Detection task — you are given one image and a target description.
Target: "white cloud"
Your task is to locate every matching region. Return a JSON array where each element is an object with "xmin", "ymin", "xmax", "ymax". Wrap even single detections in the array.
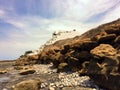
[
  {"xmin": 101, "ymin": 3, "xmax": 120, "ymax": 23},
  {"xmin": 0, "ymin": 9, "xmax": 5, "ymax": 16}
]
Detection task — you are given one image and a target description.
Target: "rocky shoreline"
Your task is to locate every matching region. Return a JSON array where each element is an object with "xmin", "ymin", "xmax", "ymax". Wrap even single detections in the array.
[
  {"xmin": 0, "ymin": 61, "xmax": 105, "ymax": 90},
  {"xmin": 1, "ymin": 19, "xmax": 120, "ymax": 90}
]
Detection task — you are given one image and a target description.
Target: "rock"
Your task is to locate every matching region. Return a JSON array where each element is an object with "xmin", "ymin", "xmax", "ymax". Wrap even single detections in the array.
[
  {"xmin": 15, "ymin": 57, "xmax": 28, "ymax": 66},
  {"xmin": 28, "ymin": 54, "xmax": 39, "ymax": 60},
  {"xmin": 12, "ymin": 78, "xmax": 41, "ymax": 90},
  {"xmin": 71, "ymin": 40, "xmax": 98, "ymax": 51},
  {"xmin": 14, "ymin": 66, "xmax": 24, "ymax": 70},
  {"xmin": 90, "ymin": 44, "xmax": 119, "ymax": 75},
  {"xmin": 105, "ymin": 27, "xmax": 120, "ymax": 34},
  {"xmin": 15, "ymin": 54, "xmax": 40, "ymax": 66},
  {"xmin": 50, "ymin": 52, "xmax": 62, "ymax": 68},
  {"xmin": 67, "ymin": 57, "xmax": 80, "ymax": 71},
  {"xmin": 96, "ymin": 34, "xmax": 116, "ymax": 43},
  {"xmin": 57, "ymin": 63, "xmax": 69, "ymax": 72},
  {"xmin": 14, "ymin": 18, "xmax": 120, "ymax": 90},
  {"xmin": 60, "ymin": 45, "xmax": 70, "ymax": 54},
  {"xmin": 89, "ymin": 74, "xmax": 120, "ymax": 90},
  {"xmin": 49, "ymin": 86, "xmax": 55, "ymax": 90},
  {"xmin": 85, "ymin": 44, "xmax": 120, "ymax": 90},
  {"xmin": 15, "ymin": 57, "xmax": 38, "ymax": 66},
  {"xmin": 67, "ymin": 50, "xmax": 91, "ymax": 64},
  {"xmin": 114, "ymin": 35, "xmax": 120, "ymax": 43},
  {"xmin": 0, "ymin": 69, "xmax": 7, "ymax": 74},
  {"xmin": 19, "ymin": 69, "xmax": 36, "ymax": 75},
  {"xmin": 90, "ymin": 44, "xmax": 117, "ymax": 58}
]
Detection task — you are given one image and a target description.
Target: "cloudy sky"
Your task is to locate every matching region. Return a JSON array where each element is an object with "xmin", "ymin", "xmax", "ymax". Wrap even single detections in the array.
[{"xmin": 0, "ymin": 0, "xmax": 120, "ymax": 60}]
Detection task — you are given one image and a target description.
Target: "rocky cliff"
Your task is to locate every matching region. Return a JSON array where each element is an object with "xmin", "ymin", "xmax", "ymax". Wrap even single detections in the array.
[{"xmin": 16, "ymin": 18, "xmax": 120, "ymax": 90}]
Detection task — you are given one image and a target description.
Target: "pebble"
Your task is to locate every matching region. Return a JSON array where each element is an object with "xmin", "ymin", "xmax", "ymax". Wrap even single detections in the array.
[
  {"xmin": 32, "ymin": 64, "xmax": 104, "ymax": 89},
  {"xmin": 49, "ymin": 86, "xmax": 55, "ymax": 90},
  {"xmin": 40, "ymin": 71, "xmax": 103, "ymax": 89},
  {"xmin": 2, "ymin": 88, "xmax": 7, "ymax": 90}
]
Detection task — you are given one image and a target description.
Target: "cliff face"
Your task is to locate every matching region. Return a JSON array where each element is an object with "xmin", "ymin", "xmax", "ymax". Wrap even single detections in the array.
[{"xmin": 16, "ymin": 18, "xmax": 120, "ymax": 90}]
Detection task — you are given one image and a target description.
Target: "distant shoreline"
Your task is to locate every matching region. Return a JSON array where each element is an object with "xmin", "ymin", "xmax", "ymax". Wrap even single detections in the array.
[{"xmin": 0, "ymin": 60, "xmax": 16, "ymax": 62}]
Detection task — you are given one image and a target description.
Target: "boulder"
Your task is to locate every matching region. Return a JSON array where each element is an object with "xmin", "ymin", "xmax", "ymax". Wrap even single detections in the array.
[
  {"xmin": 105, "ymin": 27, "xmax": 120, "ymax": 34},
  {"xmin": 50, "ymin": 52, "xmax": 62, "ymax": 68},
  {"xmin": 12, "ymin": 78, "xmax": 41, "ymax": 90},
  {"xmin": 0, "ymin": 69, "xmax": 7, "ymax": 74},
  {"xmin": 15, "ymin": 57, "xmax": 35, "ymax": 66},
  {"xmin": 90, "ymin": 44, "xmax": 117, "ymax": 58},
  {"xmin": 96, "ymin": 34, "xmax": 116, "ymax": 43},
  {"xmin": 68, "ymin": 51, "xmax": 92, "ymax": 63},
  {"xmin": 71, "ymin": 40, "xmax": 98, "ymax": 51},
  {"xmin": 28, "ymin": 54, "xmax": 39, "ymax": 60},
  {"xmin": 67, "ymin": 57, "xmax": 80, "ymax": 71},
  {"xmin": 57, "ymin": 63, "xmax": 69, "ymax": 72},
  {"xmin": 89, "ymin": 74, "xmax": 120, "ymax": 90},
  {"xmin": 19, "ymin": 69, "xmax": 36, "ymax": 75},
  {"xmin": 84, "ymin": 44, "xmax": 120, "ymax": 90}
]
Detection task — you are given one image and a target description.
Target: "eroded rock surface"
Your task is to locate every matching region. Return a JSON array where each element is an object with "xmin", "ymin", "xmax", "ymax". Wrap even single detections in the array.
[
  {"xmin": 12, "ymin": 79, "xmax": 41, "ymax": 90},
  {"xmin": 14, "ymin": 18, "xmax": 120, "ymax": 90}
]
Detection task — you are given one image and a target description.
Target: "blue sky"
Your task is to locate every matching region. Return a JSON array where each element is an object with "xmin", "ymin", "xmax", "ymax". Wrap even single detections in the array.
[{"xmin": 0, "ymin": 0, "xmax": 120, "ymax": 60}]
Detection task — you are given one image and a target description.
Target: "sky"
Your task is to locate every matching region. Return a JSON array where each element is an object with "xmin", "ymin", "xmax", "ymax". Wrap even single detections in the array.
[{"xmin": 0, "ymin": 0, "xmax": 120, "ymax": 60}]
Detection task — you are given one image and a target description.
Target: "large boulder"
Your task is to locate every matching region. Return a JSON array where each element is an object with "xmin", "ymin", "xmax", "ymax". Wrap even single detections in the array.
[
  {"xmin": 85, "ymin": 44, "xmax": 120, "ymax": 90},
  {"xmin": 89, "ymin": 74, "xmax": 120, "ymax": 90},
  {"xmin": 64, "ymin": 50, "xmax": 92, "ymax": 71},
  {"xmin": 12, "ymin": 79, "xmax": 41, "ymax": 90},
  {"xmin": 90, "ymin": 44, "xmax": 117, "ymax": 58}
]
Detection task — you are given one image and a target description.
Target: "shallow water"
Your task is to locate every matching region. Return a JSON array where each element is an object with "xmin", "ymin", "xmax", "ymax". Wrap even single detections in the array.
[{"xmin": 0, "ymin": 77, "xmax": 10, "ymax": 83}]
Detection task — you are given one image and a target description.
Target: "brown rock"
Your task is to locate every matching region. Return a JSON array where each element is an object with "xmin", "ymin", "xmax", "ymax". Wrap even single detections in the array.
[
  {"xmin": 13, "ymin": 78, "xmax": 41, "ymax": 90},
  {"xmin": 71, "ymin": 40, "xmax": 98, "ymax": 51},
  {"xmin": 60, "ymin": 45, "xmax": 70, "ymax": 54},
  {"xmin": 50, "ymin": 52, "xmax": 62, "ymax": 68},
  {"xmin": 114, "ymin": 35, "xmax": 120, "ymax": 43},
  {"xmin": 105, "ymin": 27, "xmax": 120, "ymax": 34},
  {"xmin": 69, "ymin": 51, "xmax": 92, "ymax": 62},
  {"xmin": 14, "ymin": 66, "xmax": 24, "ymax": 70},
  {"xmin": 0, "ymin": 69, "xmax": 7, "ymax": 74},
  {"xmin": 19, "ymin": 69, "xmax": 36, "ymax": 75},
  {"xmin": 67, "ymin": 57, "xmax": 80, "ymax": 71},
  {"xmin": 28, "ymin": 55, "xmax": 39, "ymax": 60},
  {"xmin": 90, "ymin": 44, "xmax": 117, "ymax": 58},
  {"xmin": 57, "ymin": 63, "xmax": 69, "ymax": 72},
  {"xmin": 89, "ymin": 74, "xmax": 120, "ymax": 90},
  {"xmin": 15, "ymin": 56, "xmax": 39, "ymax": 66},
  {"xmin": 96, "ymin": 34, "xmax": 116, "ymax": 43},
  {"xmin": 86, "ymin": 44, "xmax": 120, "ymax": 90}
]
